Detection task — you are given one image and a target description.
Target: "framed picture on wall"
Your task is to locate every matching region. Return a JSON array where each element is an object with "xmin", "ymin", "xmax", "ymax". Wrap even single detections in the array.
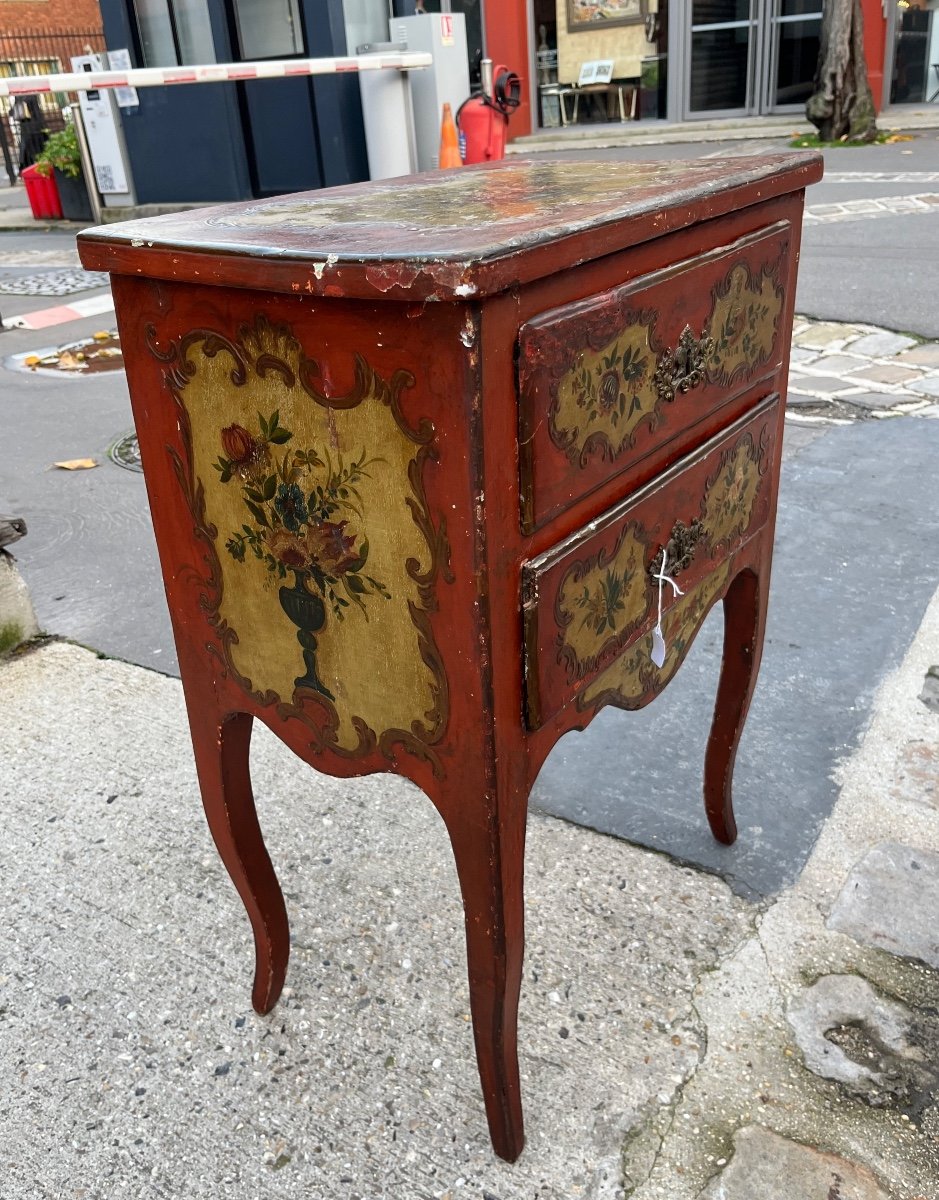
[{"xmin": 566, "ymin": 0, "xmax": 646, "ymax": 32}]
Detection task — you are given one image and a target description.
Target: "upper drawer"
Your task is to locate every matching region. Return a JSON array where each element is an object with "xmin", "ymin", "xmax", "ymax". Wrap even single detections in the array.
[
  {"xmin": 522, "ymin": 394, "xmax": 780, "ymax": 730},
  {"xmin": 517, "ymin": 222, "xmax": 791, "ymax": 533}
]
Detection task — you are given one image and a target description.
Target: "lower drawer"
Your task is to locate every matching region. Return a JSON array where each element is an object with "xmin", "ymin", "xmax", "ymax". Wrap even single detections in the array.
[{"xmin": 522, "ymin": 394, "xmax": 780, "ymax": 729}]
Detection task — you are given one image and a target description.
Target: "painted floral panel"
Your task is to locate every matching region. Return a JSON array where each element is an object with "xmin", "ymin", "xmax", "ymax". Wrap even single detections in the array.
[
  {"xmin": 701, "ymin": 432, "xmax": 765, "ymax": 553},
  {"xmin": 581, "ymin": 564, "xmax": 730, "ymax": 712},
  {"xmin": 552, "ymin": 318, "xmax": 659, "ymax": 464},
  {"xmin": 159, "ymin": 317, "xmax": 449, "ymax": 769},
  {"xmin": 556, "ymin": 524, "xmax": 650, "ymax": 681},
  {"xmin": 707, "ymin": 261, "xmax": 784, "ymax": 386}
]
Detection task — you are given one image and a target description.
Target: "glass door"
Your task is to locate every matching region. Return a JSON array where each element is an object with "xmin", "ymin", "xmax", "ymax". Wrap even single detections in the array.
[
  {"xmin": 763, "ymin": 0, "xmax": 823, "ymax": 111},
  {"xmin": 685, "ymin": 0, "xmax": 823, "ymax": 118},
  {"xmin": 687, "ymin": 0, "xmax": 757, "ymax": 116}
]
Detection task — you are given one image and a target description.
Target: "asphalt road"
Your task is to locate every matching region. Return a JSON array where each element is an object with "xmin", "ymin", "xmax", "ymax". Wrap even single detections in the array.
[
  {"xmin": 550, "ymin": 129, "xmax": 939, "ymax": 338},
  {"xmin": 2, "ymin": 126, "xmax": 939, "ymax": 896}
]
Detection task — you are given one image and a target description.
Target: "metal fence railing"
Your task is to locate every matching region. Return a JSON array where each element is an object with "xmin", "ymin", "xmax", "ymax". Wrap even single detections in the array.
[{"xmin": 0, "ymin": 28, "xmax": 106, "ymax": 182}]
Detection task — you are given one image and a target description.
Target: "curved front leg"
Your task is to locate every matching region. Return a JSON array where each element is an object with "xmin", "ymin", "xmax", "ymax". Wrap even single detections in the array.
[
  {"xmin": 704, "ymin": 564, "xmax": 770, "ymax": 845},
  {"xmin": 440, "ymin": 791, "xmax": 527, "ymax": 1163},
  {"xmin": 186, "ymin": 704, "xmax": 290, "ymax": 1014}
]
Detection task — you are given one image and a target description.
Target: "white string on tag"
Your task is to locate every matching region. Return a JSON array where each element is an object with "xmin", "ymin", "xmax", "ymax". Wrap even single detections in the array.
[{"xmin": 650, "ymin": 547, "xmax": 684, "ymax": 669}]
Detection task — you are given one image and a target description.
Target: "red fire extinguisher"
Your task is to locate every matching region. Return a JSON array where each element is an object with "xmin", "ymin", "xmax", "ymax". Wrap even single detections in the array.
[{"xmin": 457, "ymin": 59, "xmax": 521, "ymax": 165}]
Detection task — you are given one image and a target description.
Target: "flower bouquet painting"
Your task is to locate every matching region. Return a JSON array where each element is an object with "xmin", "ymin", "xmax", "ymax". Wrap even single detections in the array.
[{"xmin": 215, "ymin": 409, "xmax": 390, "ymax": 701}]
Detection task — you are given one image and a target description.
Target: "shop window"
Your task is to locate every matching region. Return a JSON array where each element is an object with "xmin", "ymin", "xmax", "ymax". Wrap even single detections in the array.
[
  {"xmin": 134, "ymin": 0, "xmax": 216, "ymax": 67},
  {"xmin": 232, "ymin": 0, "xmax": 304, "ymax": 60}
]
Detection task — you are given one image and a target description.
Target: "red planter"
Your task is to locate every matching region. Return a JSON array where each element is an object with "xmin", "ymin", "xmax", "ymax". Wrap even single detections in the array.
[{"xmin": 21, "ymin": 164, "xmax": 63, "ymax": 219}]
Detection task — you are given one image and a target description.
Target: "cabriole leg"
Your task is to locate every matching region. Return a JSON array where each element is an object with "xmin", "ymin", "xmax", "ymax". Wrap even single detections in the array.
[
  {"xmin": 704, "ymin": 564, "xmax": 770, "ymax": 845},
  {"xmin": 185, "ymin": 704, "xmax": 289, "ymax": 1014},
  {"xmin": 442, "ymin": 797, "xmax": 527, "ymax": 1162}
]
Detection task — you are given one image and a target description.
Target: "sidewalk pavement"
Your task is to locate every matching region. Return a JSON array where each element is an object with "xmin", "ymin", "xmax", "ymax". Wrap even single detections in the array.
[{"xmin": 2, "ymin": 462, "xmax": 939, "ymax": 1198}]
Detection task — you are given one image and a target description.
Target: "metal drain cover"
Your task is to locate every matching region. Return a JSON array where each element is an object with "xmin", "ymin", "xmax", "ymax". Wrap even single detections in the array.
[
  {"xmin": 108, "ymin": 432, "xmax": 142, "ymax": 473},
  {"xmin": 0, "ymin": 269, "xmax": 110, "ymax": 296}
]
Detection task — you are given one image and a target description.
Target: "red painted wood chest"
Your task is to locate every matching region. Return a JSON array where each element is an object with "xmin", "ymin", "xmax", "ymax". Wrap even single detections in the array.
[{"xmin": 78, "ymin": 152, "xmax": 822, "ymax": 1161}]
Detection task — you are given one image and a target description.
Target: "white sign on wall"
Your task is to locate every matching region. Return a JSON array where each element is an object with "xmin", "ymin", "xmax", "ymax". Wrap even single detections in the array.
[
  {"xmin": 105, "ymin": 48, "xmax": 140, "ymax": 109},
  {"xmin": 71, "ymin": 53, "xmax": 129, "ymax": 195}
]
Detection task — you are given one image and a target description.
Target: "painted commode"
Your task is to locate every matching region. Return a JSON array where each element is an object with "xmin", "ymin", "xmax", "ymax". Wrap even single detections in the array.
[{"xmin": 78, "ymin": 153, "xmax": 822, "ymax": 1161}]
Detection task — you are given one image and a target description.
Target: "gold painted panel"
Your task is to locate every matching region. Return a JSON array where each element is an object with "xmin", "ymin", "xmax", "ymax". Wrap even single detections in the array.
[
  {"xmin": 556, "ymin": 524, "xmax": 650, "ymax": 680},
  {"xmin": 707, "ymin": 262, "xmax": 783, "ymax": 386},
  {"xmin": 581, "ymin": 563, "xmax": 730, "ymax": 711},
  {"xmin": 552, "ymin": 317, "xmax": 659, "ymax": 464},
  {"xmin": 701, "ymin": 431, "xmax": 766, "ymax": 553},
  {"xmin": 154, "ymin": 317, "xmax": 449, "ymax": 771}
]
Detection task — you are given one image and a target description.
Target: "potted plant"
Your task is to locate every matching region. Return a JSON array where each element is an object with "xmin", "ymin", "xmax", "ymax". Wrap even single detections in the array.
[{"xmin": 35, "ymin": 123, "xmax": 93, "ymax": 222}]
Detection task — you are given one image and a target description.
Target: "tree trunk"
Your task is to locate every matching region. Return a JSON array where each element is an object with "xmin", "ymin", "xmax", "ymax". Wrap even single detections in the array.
[{"xmin": 806, "ymin": 0, "xmax": 878, "ymax": 142}]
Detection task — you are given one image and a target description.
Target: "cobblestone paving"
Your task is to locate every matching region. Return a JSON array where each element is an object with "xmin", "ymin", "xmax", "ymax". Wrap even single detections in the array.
[
  {"xmin": 788, "ymin": 317, "xmax": 939, "ymax": 424},
  {"xmin": 0, "ymin": 269, "xmax": 110, "ymax": 296},
  {"xmin": 804, "ymin": 193, "xmax": 939, "ymax": 224}
]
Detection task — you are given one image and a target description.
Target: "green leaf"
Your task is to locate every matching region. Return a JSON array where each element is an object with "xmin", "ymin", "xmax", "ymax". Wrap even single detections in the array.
[
  {"xmin": 268, "ymin": 429, "xmax": 292, "ymax": 445},
  {"xmin": 246, "ymin": 501, "xmax": 268, "ymax": 528},
  {"xmin": 258, "ymin": 411, "xmax": 269, "ymax": 441},
  {"xmin": 346, "ymin": 574, "xmax": 366, "ymax": 594},
  {"xmin": 262, "ymin": 475, "xmax": 277, "ymax": 501}
]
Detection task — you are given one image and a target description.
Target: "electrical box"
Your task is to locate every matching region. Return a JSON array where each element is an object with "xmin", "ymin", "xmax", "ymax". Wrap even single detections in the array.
[{"xmin": 389, "ymin": 14, "xmax": 470, "ymax": 172}]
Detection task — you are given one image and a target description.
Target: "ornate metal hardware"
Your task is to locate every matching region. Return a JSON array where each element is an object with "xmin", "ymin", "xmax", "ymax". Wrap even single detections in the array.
[
  {"xmin": 648, "ymin": 518, "xmax": 704, "ymax": 581},
  {"xmin": 653, "ymin": 325, "xmax": 714, "ymax": 404}
]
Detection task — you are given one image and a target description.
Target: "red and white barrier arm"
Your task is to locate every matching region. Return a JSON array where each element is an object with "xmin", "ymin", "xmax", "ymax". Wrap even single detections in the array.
[{"xmin": 0, "ymin": 51, "xmax": 432, "ymax": 97}]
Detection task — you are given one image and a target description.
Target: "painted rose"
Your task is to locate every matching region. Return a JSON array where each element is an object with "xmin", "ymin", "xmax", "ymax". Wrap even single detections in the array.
[
  {"xmin": 266, "ymin": 528, "xmax": 309, "ymax": 570},
  {"xmin": 221, "ymin": 423, "xmax": 269, "ymax": 478},
  {"xmin": 306, "ymin": 519, "xmax": 359, "ymax": 576}
]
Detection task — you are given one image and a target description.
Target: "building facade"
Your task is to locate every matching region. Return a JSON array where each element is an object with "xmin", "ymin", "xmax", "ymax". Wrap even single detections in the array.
[{"xmin": 483, "ymin": 1, "xmax": 939, "ymax": 139}]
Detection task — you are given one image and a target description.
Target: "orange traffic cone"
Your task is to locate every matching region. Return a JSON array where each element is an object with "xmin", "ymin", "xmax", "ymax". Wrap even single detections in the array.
[{"xmin": 438, "ymin": 102, "xmax": 462, "ymax": 169}]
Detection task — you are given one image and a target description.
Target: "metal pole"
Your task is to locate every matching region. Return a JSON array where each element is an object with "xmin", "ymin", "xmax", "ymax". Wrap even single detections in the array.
[{"xmin": 67, "ymin": 104, "xmax": 102, "ymax": 226}]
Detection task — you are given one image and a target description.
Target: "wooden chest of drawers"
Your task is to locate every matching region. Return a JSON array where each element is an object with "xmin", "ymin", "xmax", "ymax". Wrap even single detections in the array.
[{"xmin": 78, "ymin": 152, "xmax": 822, "ymax": 1161}]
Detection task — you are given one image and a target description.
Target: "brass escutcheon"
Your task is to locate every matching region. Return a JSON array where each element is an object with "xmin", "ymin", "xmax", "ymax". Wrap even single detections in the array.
[
  {"xmin": 653, "ymin": 325, "xmax": 715, "ymax": 404},
  {"xmin": 648, "ymin": 518, "xmax": 704, "ymax": 580}
]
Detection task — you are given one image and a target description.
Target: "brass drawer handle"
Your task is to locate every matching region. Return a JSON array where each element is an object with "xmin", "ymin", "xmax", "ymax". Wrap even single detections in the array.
[
  {"xmin": 648, "ymin": 518, "xmax": 704, "ymax": 581},
  {"xmin": 653, "ymin": 325, "xmax": 715, "ymax": 404}
]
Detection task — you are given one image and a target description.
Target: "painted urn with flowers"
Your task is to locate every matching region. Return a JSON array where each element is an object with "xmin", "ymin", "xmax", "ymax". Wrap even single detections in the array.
[{"xmin": 215, "ymin": 410, "xmax": 389, "ymax": 700}]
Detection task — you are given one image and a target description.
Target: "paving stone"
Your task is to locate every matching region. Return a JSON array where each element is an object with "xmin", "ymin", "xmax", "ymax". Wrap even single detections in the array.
[
  {"xmin": 697, "ymin": 1126, "xmax": 890, "ymax": 1200},
  {"xmin": 786, "ymin": 975, "xmax": 923, "ymax": 1099},
  {"xmin": 906, "ymin": 375, "xmax": 939, "ymax": 398},
  {"xmin": 793, "ymin": 322, "xmax": 861, "ymax": 350},
  {"xmin": 918, "ymin": 404, "xmax": 939, "ymax": 418},
  {"xmin": 806, "ymin": 353, "xmax": 871, "ymax": 375},
  {"xmin": 848, "ymin": 331, "xmax": 918, "ymax": 358},
  {"xmin": 842, "ymin": 392, "xmax": 911, "ymax": 411},
  {"xmin": 889, "ymin": 734, "xmax": 939, "ymax": 809},
  {"xmin": 827, "ymin": 842, "xmax": 939, "ymax": 968},
  {"xmin": 789, "ymin": 347, "xmax": 819, "ymax": 363},
  {"xmin": 897, "ymin": 343, "xmax": 939, "ymax": 368},
  {"xmin": 787, "ymin": 373, "xmax": 860, "ymax": 395},
  {"xmin": 921, "ymin": 667, "xmax": 939, "ymax": 715},
  {"xmin": 849, "ymin": 362, "xmax": 924, "ymax": 385}
]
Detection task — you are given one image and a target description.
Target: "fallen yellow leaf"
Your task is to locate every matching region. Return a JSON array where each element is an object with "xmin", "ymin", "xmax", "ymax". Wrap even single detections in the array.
[
  {"xmin": 24, "ymin": 355, "xmax": 40, "ymax": 367},
  {"xmin": 53, "ymin": 458, "xmax": 98, "ymax": 471},
  {"xmin": 92, "ymin": 330, "xmax": 110, "ymax": 341}
]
